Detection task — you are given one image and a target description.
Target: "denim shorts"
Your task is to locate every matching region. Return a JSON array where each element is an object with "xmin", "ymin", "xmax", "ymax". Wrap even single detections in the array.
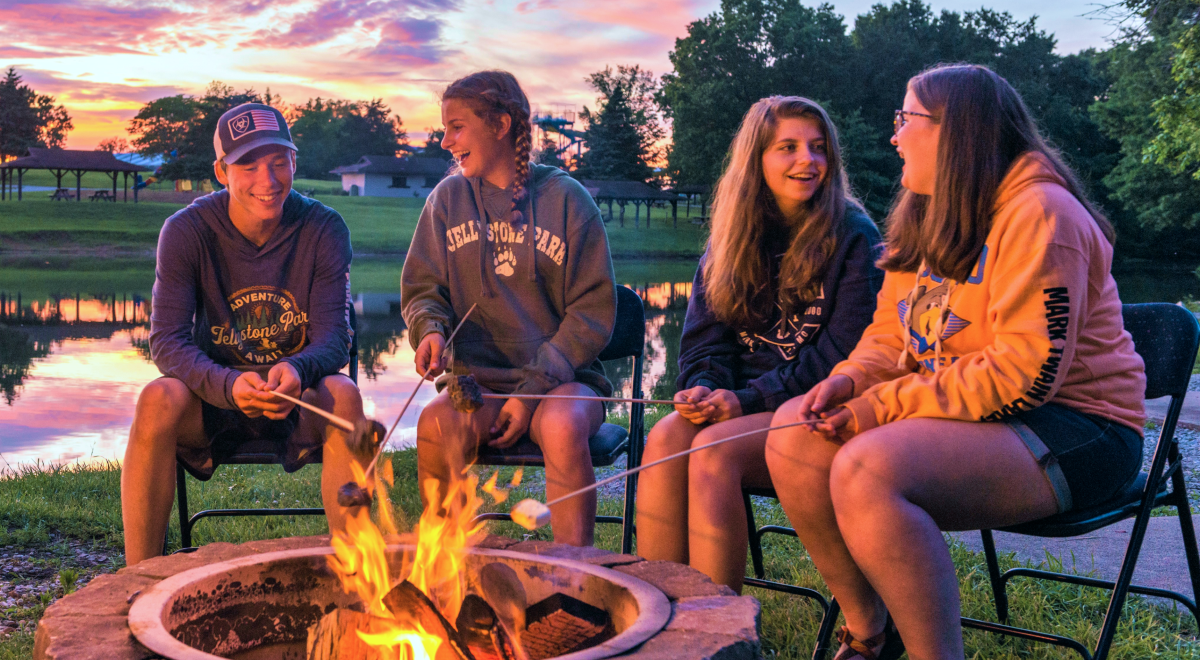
[{"xmin": 1005, "ymin": 403, "xmax": 1143, "ymax": 514}]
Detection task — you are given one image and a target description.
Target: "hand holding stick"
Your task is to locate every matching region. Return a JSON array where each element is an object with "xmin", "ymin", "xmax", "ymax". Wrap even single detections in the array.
[
  {"xmin": 508, "ymin": 418, "xmax": 827, "ymax": 530},
  {"xmin": 265, "ymin": 390, "xmax": 355, "ymax": 432},
  {"xmin": 336, "ymin": 304, "xmax": 478, "ymax": 507}
]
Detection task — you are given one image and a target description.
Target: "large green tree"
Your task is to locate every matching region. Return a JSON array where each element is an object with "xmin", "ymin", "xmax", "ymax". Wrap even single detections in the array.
[
  {"xmin": 288, "ymin": 98, "xmax": 407, "ymax": 179},
  {"xmin": 1148, "ymin": 23, "xmax": 1200, "ymax": 179},
  {"xmin": 659, "ymin": 0, "xmax": 1119, "ymax": 219},
  {"xmin": 1092, "ymin": 0, "xmax": 1200, "ymax": 255},
  {"xmin": 128, "ymin": 82, "xmax": 268, "ymax": 182},
  {"xmin": 0, "ymin": 67, "xmax": 72, "ymax": 161},
  {"xmin": 576, "ymin": 66, "xmax": 664, "ymax": 183}
]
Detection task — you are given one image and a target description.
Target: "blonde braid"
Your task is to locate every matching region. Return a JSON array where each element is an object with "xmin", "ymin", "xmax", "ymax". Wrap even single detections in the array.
[{"xmin": 510, "ymin": 103, "xmax": 533, "ymax": 224}]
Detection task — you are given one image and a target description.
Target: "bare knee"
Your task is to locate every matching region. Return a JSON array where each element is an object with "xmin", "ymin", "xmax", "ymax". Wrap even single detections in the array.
[
  {"xmin": 310, "ymin": 374, "xmax": 362, "ymax": 413},
  {"xmin": 131, "ymin": 378, "xmax": 196, "ymax": 440},
  {"xmin": 687, "ymin": 425, "xmax": 747, "ymax": 485},
  {"xmin": 829, "ymin": 434, "xmax": 899, "ymax": 509},
  {"xmin": 645, "ymin": 412, "xmax": 698, "ymax": 459}
]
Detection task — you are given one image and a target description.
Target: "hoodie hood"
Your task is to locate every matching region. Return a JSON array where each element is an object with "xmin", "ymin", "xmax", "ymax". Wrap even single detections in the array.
[
  {"xmin": 993, "ymin": 151, "xmax": 1068, "ymax": 212},
  {"xmin": 467, "ymin": 164, "xmax": 572, "ymax": 295}
]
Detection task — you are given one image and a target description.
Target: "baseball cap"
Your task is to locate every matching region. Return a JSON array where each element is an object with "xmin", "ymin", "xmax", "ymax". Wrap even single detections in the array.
[{"xmin": 213, "ymin": 103, "xmax": 297, "ymax": 164}]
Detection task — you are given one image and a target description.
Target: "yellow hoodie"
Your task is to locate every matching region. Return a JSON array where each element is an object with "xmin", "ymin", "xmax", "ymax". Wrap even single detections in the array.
[{"xmin": 833, "ymin": 152, "xmax": 1146, "ymax": 435}]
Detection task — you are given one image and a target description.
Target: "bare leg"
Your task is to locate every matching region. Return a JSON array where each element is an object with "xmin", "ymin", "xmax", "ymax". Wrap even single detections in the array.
[
  {"xmin": 829, "ymin": 418, "xmax": 1058, "ymax": 660},
  {"xmin": 121, "ymin": 378, "xmax": 206, "ymax": 566},
  {"xmin": 415, "ymin": 389, "xmax": 504, "ymax": 507},
  {"xmin": 765, "ymin": 398, "xmax": 888, "ymax": 642},
  {"xmin": 687, "ymin": 412, "xmax": 774, "ymax": 591},
  {"xmin": 529, "ymin": 382, "xmax": 605, "ymax": 547},
  {"xmin": 636, "ymin": 412, "xmax": 703, "ymax": 563},
  {"xmin": 293, "ymin": 374, "xmax": 368, "ymax": 537}
]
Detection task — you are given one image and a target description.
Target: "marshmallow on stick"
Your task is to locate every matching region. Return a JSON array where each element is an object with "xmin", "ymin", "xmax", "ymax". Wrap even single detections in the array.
[{"xmin": 507, "ymin": 418, "xmax": 828, "ymax": 530}]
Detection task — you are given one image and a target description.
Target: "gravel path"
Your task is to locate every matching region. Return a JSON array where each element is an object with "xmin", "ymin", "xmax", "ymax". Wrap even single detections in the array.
[{"xmin": 0, "ymin": 537, "xmax": 123, "ymax": 639}]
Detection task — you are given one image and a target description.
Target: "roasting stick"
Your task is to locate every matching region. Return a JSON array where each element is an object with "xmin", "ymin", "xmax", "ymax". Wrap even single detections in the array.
[
  {"xmin": 508, "ymin": 418, "xmax": 828, "ymax": 530},
  {"xmin": 446, "ymin": 392, "xmax": 685, "ymax": 407},
  {"xmin": 265, "ymin": 390, "xmax": 355, "ymax": 432},
  {"xmin": 368, "ymin": 303, "xmax": 478, "ymax": 480}
]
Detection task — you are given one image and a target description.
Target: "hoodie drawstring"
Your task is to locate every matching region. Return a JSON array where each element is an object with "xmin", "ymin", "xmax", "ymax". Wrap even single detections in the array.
[{"xmin": 470, "ymin": 180, "xmax": 494, "ymax": 299}]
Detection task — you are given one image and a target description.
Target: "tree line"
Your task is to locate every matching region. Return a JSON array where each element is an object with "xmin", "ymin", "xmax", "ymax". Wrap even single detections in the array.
[
  {"xmin": 2, "ymin": 0, "xmax": 1198, "ymax": 256},
  {"xmin": 646, "ymin": 0, "xmax": 1200, "ymax": 258}
]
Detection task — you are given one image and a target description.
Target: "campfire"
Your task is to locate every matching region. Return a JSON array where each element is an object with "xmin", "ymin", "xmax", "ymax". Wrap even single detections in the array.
[
  {"xmin": 309, "ymin": 463, "xmax": 607, "ymax": 660},
  {"xmin": 125, "ymin": 455, "xmax": 669, "ymax": 660}
]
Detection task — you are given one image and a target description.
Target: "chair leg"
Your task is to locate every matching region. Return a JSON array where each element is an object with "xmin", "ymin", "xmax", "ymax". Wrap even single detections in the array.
[
  {"xmin": 176, "ymin": 463, "xmax": 191, "ymax": 550},
  {"xmin": 743, "ymin": 491, "xmax": 766, "ymax": 580},
  {"xmin": 980, "ymin": 529, "xmax": 1009, "ymax": 623},
  {"xmin": 1092, "ymin": 507, "xmax": 1156, "ymax": 660},
  {"xmin": 1171, "ymin": 461, "xmax": 1200, "ymax": 626},
  {"xmin": 812, "ymin": 596, "xmax": 840, "ymax": 660}
]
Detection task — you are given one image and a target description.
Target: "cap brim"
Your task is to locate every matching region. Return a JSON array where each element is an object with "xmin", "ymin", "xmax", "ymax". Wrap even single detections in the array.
[{"xmin": 222, "ymin": 137, "xmax": 298, "ymax": 165}]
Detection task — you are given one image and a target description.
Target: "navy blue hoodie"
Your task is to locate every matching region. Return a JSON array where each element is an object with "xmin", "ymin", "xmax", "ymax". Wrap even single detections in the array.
[
  {"xmin": 676, "ymin": 209, "xmax": 883, "ymax": 414},
  {"xmin": 150, "ymin": 190, "xmax": 352, "ymax": 409}
]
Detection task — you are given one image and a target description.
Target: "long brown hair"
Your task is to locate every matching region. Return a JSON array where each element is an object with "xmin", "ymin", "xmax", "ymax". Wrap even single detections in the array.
[
  {"xmin": 704, "ymin": 96, "xmax": 858, "ymax": 331},
  {"xmin": 442, "ymin": 71, "xmax": 533, "ymax": 223},
  {"xmin": 880, "ymin": 63, "xmax": 1114, "ymax": 279}
]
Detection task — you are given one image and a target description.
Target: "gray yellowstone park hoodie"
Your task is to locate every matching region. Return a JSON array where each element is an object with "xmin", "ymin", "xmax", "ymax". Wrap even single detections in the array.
[
  {"xmin": 150, "ymin": 190, "xmax": 352, "ymax": 409},
  {"xmin": 401, "ymin": 164, "xmax": 616, "ymax": 409}
]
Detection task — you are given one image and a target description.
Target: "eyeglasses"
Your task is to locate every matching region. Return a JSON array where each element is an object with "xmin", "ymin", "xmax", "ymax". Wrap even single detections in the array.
[{"xmin": 894, "ymin": 109, "xmax": 936, "ymax": 134}]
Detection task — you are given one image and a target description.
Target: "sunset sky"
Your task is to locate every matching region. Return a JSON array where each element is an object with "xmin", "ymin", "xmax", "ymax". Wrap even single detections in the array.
[{"xmin": 1, "ymin": 0, "xmax": 1118, "ymax": 151}]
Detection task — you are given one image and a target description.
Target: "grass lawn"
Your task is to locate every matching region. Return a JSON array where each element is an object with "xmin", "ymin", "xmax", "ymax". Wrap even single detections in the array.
[
  {"xmin": 1, "ymin": 425, "xmax": 1197, "ymax": 658},
  {"xmin": 0, "ymin": 192, "xmax": 709, "ymax": 259}
]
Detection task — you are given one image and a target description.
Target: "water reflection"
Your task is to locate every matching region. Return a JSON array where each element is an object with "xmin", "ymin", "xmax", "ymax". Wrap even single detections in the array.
[
  {"xmin": 0, "ymin": 280, "xmax": 693, "ymax": 474},
  {"xmin": 0, "ymin": 262, "xmax": 1196, "ymax": 474}
]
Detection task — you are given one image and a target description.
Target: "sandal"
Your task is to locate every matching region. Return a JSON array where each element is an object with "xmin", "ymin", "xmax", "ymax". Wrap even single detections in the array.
[{"xmin": 832, "ymin": 616, "xmax": 904, "ymax": 660}]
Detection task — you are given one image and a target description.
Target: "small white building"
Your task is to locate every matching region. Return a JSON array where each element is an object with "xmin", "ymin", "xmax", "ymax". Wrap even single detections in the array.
[{"xmin": 330, "ymin": 155, "xmax": 452, "ymax": 198}]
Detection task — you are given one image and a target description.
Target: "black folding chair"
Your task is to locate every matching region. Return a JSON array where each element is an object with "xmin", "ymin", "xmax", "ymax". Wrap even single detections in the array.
[
  {"xmin": 963, "ymin": 302, "xmax": 1200, "ymax": 660},
  {"xmin": 173, "ymin": 305, "xmax": 363, "ymax": 551},
  {"xmin": 743, "ymin": 487, "xmax": 842, "ymax": 660},
  {"xmin": 473, "ymin": 285, "xmax": 647, "ymax": 554}
]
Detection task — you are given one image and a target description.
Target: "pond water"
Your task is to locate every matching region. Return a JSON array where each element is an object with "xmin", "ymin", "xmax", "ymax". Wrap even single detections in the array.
[{"xmin": 0, "ymin": 257, "xmax": 1195, "ymax": 474}]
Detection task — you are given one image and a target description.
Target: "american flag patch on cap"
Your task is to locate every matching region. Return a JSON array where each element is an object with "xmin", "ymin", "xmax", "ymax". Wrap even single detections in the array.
[{"xmin": 228, "ymin": 109, "xmax": 281, "ymax": 139}]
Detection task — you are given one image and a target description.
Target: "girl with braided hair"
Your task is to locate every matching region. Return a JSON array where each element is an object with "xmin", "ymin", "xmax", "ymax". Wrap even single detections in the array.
[{"xmin": 401, "ymin": 70, "xmax": 617, "ymax": 546}]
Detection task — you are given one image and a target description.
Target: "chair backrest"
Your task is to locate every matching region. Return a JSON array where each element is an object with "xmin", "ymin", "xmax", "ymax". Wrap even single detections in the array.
[
  {"xmin": 1123, "ymin": 303, "xmax": 1200, "ymax": 400},
  {"xmin": 598, "ymin": 285, "xmax": 645, "ymax": 361}
]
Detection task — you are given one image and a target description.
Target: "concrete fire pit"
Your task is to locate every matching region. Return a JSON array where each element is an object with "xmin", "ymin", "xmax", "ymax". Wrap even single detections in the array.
[{"xmin": 34, "ymin": 535, "xmax": 762, "ymax": 660}]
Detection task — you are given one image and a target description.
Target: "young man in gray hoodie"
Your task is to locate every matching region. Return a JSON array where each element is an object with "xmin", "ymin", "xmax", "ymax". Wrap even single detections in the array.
[{"xmin": 122, "ymin": 103, "xmax": 367, "ymax": 565}]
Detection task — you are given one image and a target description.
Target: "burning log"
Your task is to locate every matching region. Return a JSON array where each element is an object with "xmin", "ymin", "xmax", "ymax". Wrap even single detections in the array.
[
  {"xmin": 307, "ymin": 580, "xmax": 476, "ymax": 660},
  {"xmin": 383, "ymin": 581, "xmax": 477, "ymax": 660}
]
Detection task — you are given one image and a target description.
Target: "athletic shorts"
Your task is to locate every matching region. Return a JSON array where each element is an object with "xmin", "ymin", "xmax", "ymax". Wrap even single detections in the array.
[
  {"xmin": 176, "ymin": 401, "xmax": 317, "ymax": 481},
  {"xmin": 1005, "ymin": 403, "xmax": 1143, "ymax": 514}
]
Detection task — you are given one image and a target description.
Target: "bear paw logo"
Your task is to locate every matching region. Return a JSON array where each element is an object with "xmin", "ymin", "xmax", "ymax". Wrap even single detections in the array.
[{"xmin": 494, "ymin": 245, "xmax": 517, "ymax": 277}]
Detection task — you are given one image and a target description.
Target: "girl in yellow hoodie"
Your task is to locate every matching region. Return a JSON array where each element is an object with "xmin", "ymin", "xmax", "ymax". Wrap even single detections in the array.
[{"xmin": 765, "ymin": 64, "xmax": 1146, "ymax": 660}]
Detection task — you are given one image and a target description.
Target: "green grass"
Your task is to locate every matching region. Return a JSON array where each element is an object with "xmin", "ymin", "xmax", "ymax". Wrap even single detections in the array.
[
  {"xmin": 3, "ymin": 432, "xmax": 1199, "ymax": 657},
  {"xmin": 0, "ymin": 193, "xmax": 709, "ymax": 259}
]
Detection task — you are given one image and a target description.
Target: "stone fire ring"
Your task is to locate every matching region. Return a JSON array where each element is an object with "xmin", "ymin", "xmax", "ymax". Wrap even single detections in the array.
[{"xmin": 34, "ymin": 534, "xmax": 764, "ymax": 660}]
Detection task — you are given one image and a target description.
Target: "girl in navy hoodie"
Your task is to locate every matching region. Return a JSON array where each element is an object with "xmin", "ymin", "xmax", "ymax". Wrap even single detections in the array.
[{"xmin": 635, "ymin": 96, "xmax": 882, "ymax": 590}]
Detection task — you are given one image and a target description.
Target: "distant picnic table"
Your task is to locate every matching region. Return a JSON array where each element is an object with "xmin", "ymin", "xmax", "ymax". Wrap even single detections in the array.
[
  {"xmin": 50, "ymin": 188, "xmax": 73, "ymax": 201},
  {"xmin": 89, "ymin": 190, "xmax": 114, "ymax": 202}
]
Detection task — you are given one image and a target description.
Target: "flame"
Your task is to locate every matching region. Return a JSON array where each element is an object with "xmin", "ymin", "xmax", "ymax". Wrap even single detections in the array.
[
  {"xmin": 357, "ymin": 622, "xmax": 442, "ymax": 660},
  {"xmin": 328, "ymin": 456, "xmax": 489, "ymax": 657}
]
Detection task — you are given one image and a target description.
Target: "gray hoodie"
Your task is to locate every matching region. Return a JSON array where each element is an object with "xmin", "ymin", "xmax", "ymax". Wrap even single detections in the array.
[{"xmin": 401, "ymin": 164, "xmax": 616, "ymax": 408}]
